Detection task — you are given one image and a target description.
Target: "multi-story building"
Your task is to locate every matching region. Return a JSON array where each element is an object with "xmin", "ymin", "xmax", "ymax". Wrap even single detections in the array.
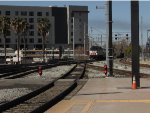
[
  {"xmin": 0, "ymin": 5, "xmax": 88, "ymax": 51},
  {"xmin": 67, "ymin": 5, "xmax": 89, "ymax": 49},
  {"xmin": 0, "ymin": 5, "xmax": 55, "ymax": 50}
]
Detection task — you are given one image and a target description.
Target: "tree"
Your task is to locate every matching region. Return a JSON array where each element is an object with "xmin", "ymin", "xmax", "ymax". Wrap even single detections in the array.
[
  {"xmin": 0, "ymin": 16, "xmax": 11, "ymax": 64},
  {"xmin": 11, "ymin": 17, "xmax": 25, "ymax": 64},
  {"xmin": 21, "ymin": 19, "xmax": 29, "ymax": 64},
  {"xmin": 37, "ymin": 18, "xmax": 50, "ymax": 63}
]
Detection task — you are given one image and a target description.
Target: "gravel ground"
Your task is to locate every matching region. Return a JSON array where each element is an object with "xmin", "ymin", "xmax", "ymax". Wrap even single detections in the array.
[
  {"xmin": 90, "ymin": 60, "xmax": 150, "ymax": 75},
  {"xmin": 23, "ymin": 64, "xmax": 75, "ymax": 80},
  {"xmin": 0, "ymin": 64, "xmax": 75, "ymax": 105},
  {"xmin": 0, "ymin": 88, "xmax": 32, "ymax": 104}
]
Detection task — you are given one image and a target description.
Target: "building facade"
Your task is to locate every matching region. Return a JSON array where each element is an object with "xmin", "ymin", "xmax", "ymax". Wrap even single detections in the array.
[{"xmin": 0, "ymin": 5, "xmax": 88, "ymax": 50}]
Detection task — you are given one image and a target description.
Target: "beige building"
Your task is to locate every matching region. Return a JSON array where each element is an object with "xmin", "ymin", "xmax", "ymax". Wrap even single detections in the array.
[
  {"xmin": 0, "ymin": 5, "xmax": 88, "ymax": 50},
  {"xmin": 0, "ymin": 5, "xmax": 55, "ymax": 50}
]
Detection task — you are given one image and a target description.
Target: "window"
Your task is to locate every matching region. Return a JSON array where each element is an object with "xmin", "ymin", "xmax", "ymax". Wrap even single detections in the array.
[
  {"xmin": 79, "ymin": 19, "xmax": 82, "ymax": 22},
  {"xmin": 71, "ymin": 18, "xmax": 73, "ymax": 23},
  {"xmin": 46, "ymin": 12, "xmax": 49, "ymax": 16},
  {"xmin": 29, "ymin": 11, "xmax": 34, "ymax": 16},
  {"xmin": 6, "ymin": 38, "xmax": 11, "ymax": 43},
  {"xmin": 71, "ymin": 32, "xmax": 73, "ymax": 36},
  {"xmin": 71, "ymin": 12, "xmax": 74, "ymax": 17},
  {"xmin": 6, "ymin": 31, "xmax": 11, "ymax": 36},
  {"xmin": 79, "ymin": 12, "xmax": 81, "ymax": 16},
  {"xmin": 21, "ymin": 38, "xmax": 27, "ymax": 43},
  {"xmin": 21, "ymin": 11, "xmax": 27, "ymax": 16},
  {"xmin": 71, "ymin": 38, "xmax": 73, "ymax": 42},
  {"xmin": 6, "ymin": 45, "xmax": 9, "ymax": 48},
  {"xmin": 38, "ymin": 38, "xmax": 42, "ymax": 43},
  {"xmin": 0, "ymin": 11, "xmax": 1, "ymax": 15},
  {"xmin": 21, "ymin": 38, "xmax": 24, "ymax": 43},
  {"xmin": 29, "ymin": 18, "xmax": 34, "ymax": 23},
  {"xmin": 15, "ymin": 11, "xmax": 19, "ymax": 16},
  {"xmin": 71, "ymin": 25, "xmax": 73, "ymax": 29},
  {"xmin": 38, "ymin": 32, "xmax": 41, "ymax": 36},
  {"xmin": 37, "ymin": 12, "xmax": 42, "ymax": 16},
  {"xmin": 29, "ymin": 38, "xmax": 34, "ymax": 43},
  {"xmin": 5, "ymin": 11, "xmax": 10, "ymax": 15},
  {"xmin": 29, "ymin": 25, "xmax": 34, "ymax": 29},
  {"xmin": 29, "ymin": 31, "xmax": 34, "ymax": 36}
]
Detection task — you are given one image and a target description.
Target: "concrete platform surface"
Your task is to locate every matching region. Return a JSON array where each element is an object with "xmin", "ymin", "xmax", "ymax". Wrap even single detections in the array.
[{"xmin": 45, "ymin": 78, "xmax": 150, "ymax": 113}]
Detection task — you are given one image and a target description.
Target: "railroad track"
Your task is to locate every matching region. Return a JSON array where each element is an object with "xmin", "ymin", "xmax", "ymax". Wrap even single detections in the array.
[
  {"xmin": 87, "ymin": 63, "xmax": 150, "ymax": 78},
  {"xmin": 0, "ymin": 63, "xmax": 86, "ymax": 113},
  {"xmin": 0, "ymin": 61, "xmax": 72, "ymax": 79}
]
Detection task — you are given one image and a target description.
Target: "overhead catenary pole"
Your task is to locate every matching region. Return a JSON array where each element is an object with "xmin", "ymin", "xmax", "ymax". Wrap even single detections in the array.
[
  {"xmin": 131, "ymin": 1, "xmax": 140, "ymax": 87},
  {"xmin": 73, "ymin": 17, "xmax": 75, "ymax": 58},
  {"xmin": 141, "ymin": 16, "xmax": 144, "ymax": 60},
  {"xmin": 106, "ymin": 1, "xmax": 113, "ymax": 76},
  {"xmin": 84, "ymin": 22, "xmax": 86, "ymax": 56}
]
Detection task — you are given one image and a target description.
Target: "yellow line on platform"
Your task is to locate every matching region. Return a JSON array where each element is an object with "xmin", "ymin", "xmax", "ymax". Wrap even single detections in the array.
[
  {"xmin": 96, "ymin": 99, "xmax": 150, "ymax": 103},
  {"xmin": 81, "ymin": 100, "xmax": 95, "ymax": 113}
]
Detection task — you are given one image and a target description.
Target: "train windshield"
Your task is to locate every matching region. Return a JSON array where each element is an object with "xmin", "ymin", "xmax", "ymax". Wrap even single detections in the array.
[{"xmin": 90, "ymin": 46, "xmax": 103, "ymax": 51}]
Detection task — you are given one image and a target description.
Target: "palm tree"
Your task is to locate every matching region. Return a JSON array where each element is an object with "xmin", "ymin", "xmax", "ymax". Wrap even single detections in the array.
[
  {"xmin": 0, "ymin": 16, "xmax": 11, "ymax": 64},
  {"xmin": 37, "ymin": 18, "xmax": 50, "ymax": 63},
  {"xmin": 11, "ymin": 17, "xmax": 25, "ymax": 64},
  {"xmin": 21, "ymin": 19, "xmax": 29, "ymax": 64}
]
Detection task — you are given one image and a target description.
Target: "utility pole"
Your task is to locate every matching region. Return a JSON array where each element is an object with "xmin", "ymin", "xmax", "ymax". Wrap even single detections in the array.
[
  {"xmin": 84, "ymin": 22, "xmax": 86, "ymax": 56},
  {"xmin": 90, "ymin": 27, "xmax": 93, "ymax": 46},
  {"xmin": 73, "ymin": 17, "xmax": 75, "ymax": 59},
  {"xmin": 106, "ymin": 1, "xmax": 113, "ymax": 76},
  {"xmin": 100, "ymin": 34, "xmax": 103, "ymax": 46},
  {"xmin": 131, "ymin": 1, "xmax": 140, "ymax": 88},
  {"xmin": 141, "ymin": 16, "xmax": 144, "ymax": 60}
]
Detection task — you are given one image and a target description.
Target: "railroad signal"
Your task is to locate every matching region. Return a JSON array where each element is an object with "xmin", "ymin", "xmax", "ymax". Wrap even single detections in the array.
[
  {"xmin": 38, "ymin": 66, "xmax": 42, "ymax": 76},
  {"xmin": 126, "ymin": 34, "xmax": 128, "ymax": 40},
  {"xmin": 104, "ymin": 65, "xmax": 107, "ymax": 75},
  {"xmin": 115, "ymin": 34, "xmax": 117, "ymax": 40}
]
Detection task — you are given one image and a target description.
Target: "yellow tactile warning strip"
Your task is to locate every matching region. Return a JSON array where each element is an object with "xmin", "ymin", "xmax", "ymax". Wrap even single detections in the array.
[
  {"xmin": 96, "ymin": 99, "xmax": 150, "ymax": 103},
  {"xmin": 45, "ymin": 99, "xmax": 150, "ymax": 113}
]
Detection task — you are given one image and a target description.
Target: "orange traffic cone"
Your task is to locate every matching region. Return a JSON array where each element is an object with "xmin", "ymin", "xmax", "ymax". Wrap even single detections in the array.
[{"xmin": 132, "ymin": 77, "xmax": 137, "ymax": 89}]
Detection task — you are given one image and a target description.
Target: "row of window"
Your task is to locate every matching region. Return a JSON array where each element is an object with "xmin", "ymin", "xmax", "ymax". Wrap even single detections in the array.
[
  {"xmin": 0, "ymin": 44, "xmax": 43, "ymax": 48},
  {"xmin": 71, "ymin": 12, "xmax": 82, "ymax": 17},
  {"xmin": 0, "ymin": 38, "xmax": 43, "ymax": 43},
  {"xmin": 0, "ymin": 11, "xmax": 49, "ymax": 16},
  {"xmin": 0, "ymin": 30, "xmax": 43, "ymax": 36},
  {"xmin": 0, "ymin": 17, "xmax": 47, "ymax": 23}
]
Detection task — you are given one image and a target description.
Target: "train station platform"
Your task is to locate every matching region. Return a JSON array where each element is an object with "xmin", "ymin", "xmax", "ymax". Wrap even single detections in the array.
[{"xmin": 45, "ymin": 77, "xmax": 150, "ymax": 113}]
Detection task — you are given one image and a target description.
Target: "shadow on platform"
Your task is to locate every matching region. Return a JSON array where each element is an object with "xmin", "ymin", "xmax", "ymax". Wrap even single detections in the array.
[
  {"xmin": 77, "ymin": 92, "xmax": 122, "ymax": 96},
  {"xmin": 117, "ymin": 86, "xmax": 150, "ymax": 89}
]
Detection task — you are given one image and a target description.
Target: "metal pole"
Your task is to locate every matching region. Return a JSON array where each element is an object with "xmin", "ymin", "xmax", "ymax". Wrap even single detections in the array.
[
  {"xmin": 73, "ymin": 17, "xmax": 75, "ymax": 59},
  {"xmin": 101, "ymin": 34, "xmax": 102, "ymax": 46},
  {"xmin": 131, "ymin": 1, "xmax": 140, "ymax": 88},
  {"xmin": 84, "ymin": 22, "xmax": 86, "ymax": 56},
  {"xmin": 141, "ymin": 16, "xmax": 144, "ymax": 60},
  {"xmin": 105, "ymin": 1, "xmax": 109, "ymax": 68},
  {"xmin": 90, "ymin": 27, "xmax": 93, "ymax": 46},
  {"xmin": 106, "ymin": 1, "xmax": 113, "ymax": 76}
]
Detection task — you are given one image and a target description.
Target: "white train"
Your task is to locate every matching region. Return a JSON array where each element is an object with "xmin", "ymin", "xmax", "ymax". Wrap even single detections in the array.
[
  {"xmin": 0, "ymin": 48, "xmax": 15, "ymax": 64},
  {"xmin": 14, "ymin": 49, "xmax": 74, "ymax": 63}
]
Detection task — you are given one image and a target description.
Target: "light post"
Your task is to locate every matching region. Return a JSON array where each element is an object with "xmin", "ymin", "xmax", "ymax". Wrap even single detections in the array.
[
  {"xmin": 73, "ymin": 17, "xmax": 75, "ymax": 59},
  {"xmin": 147, "ymin": 30, "xmax": 150, "ymax": 57},
  {"xmin": 45, "ymin": 48, "xmax": 47, "ymax": 62},
  {"xmin": 52, "ymin": 47, "xmax": 54, "ymax": 60},
  {"xmin": 84, "ymin": 22, "xmax": 86, "ymax": 56}
]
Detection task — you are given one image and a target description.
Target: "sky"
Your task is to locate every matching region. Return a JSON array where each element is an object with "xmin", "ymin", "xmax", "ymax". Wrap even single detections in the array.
[{"xmin": 0, "ymin": 0, "xmax": 150, "ymax": 45}]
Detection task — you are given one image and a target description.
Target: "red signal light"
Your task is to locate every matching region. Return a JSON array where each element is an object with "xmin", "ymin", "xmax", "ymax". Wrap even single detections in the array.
[{"xmin": 104, "ymin": 65, "xmax": 107, "ymax": 75}]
